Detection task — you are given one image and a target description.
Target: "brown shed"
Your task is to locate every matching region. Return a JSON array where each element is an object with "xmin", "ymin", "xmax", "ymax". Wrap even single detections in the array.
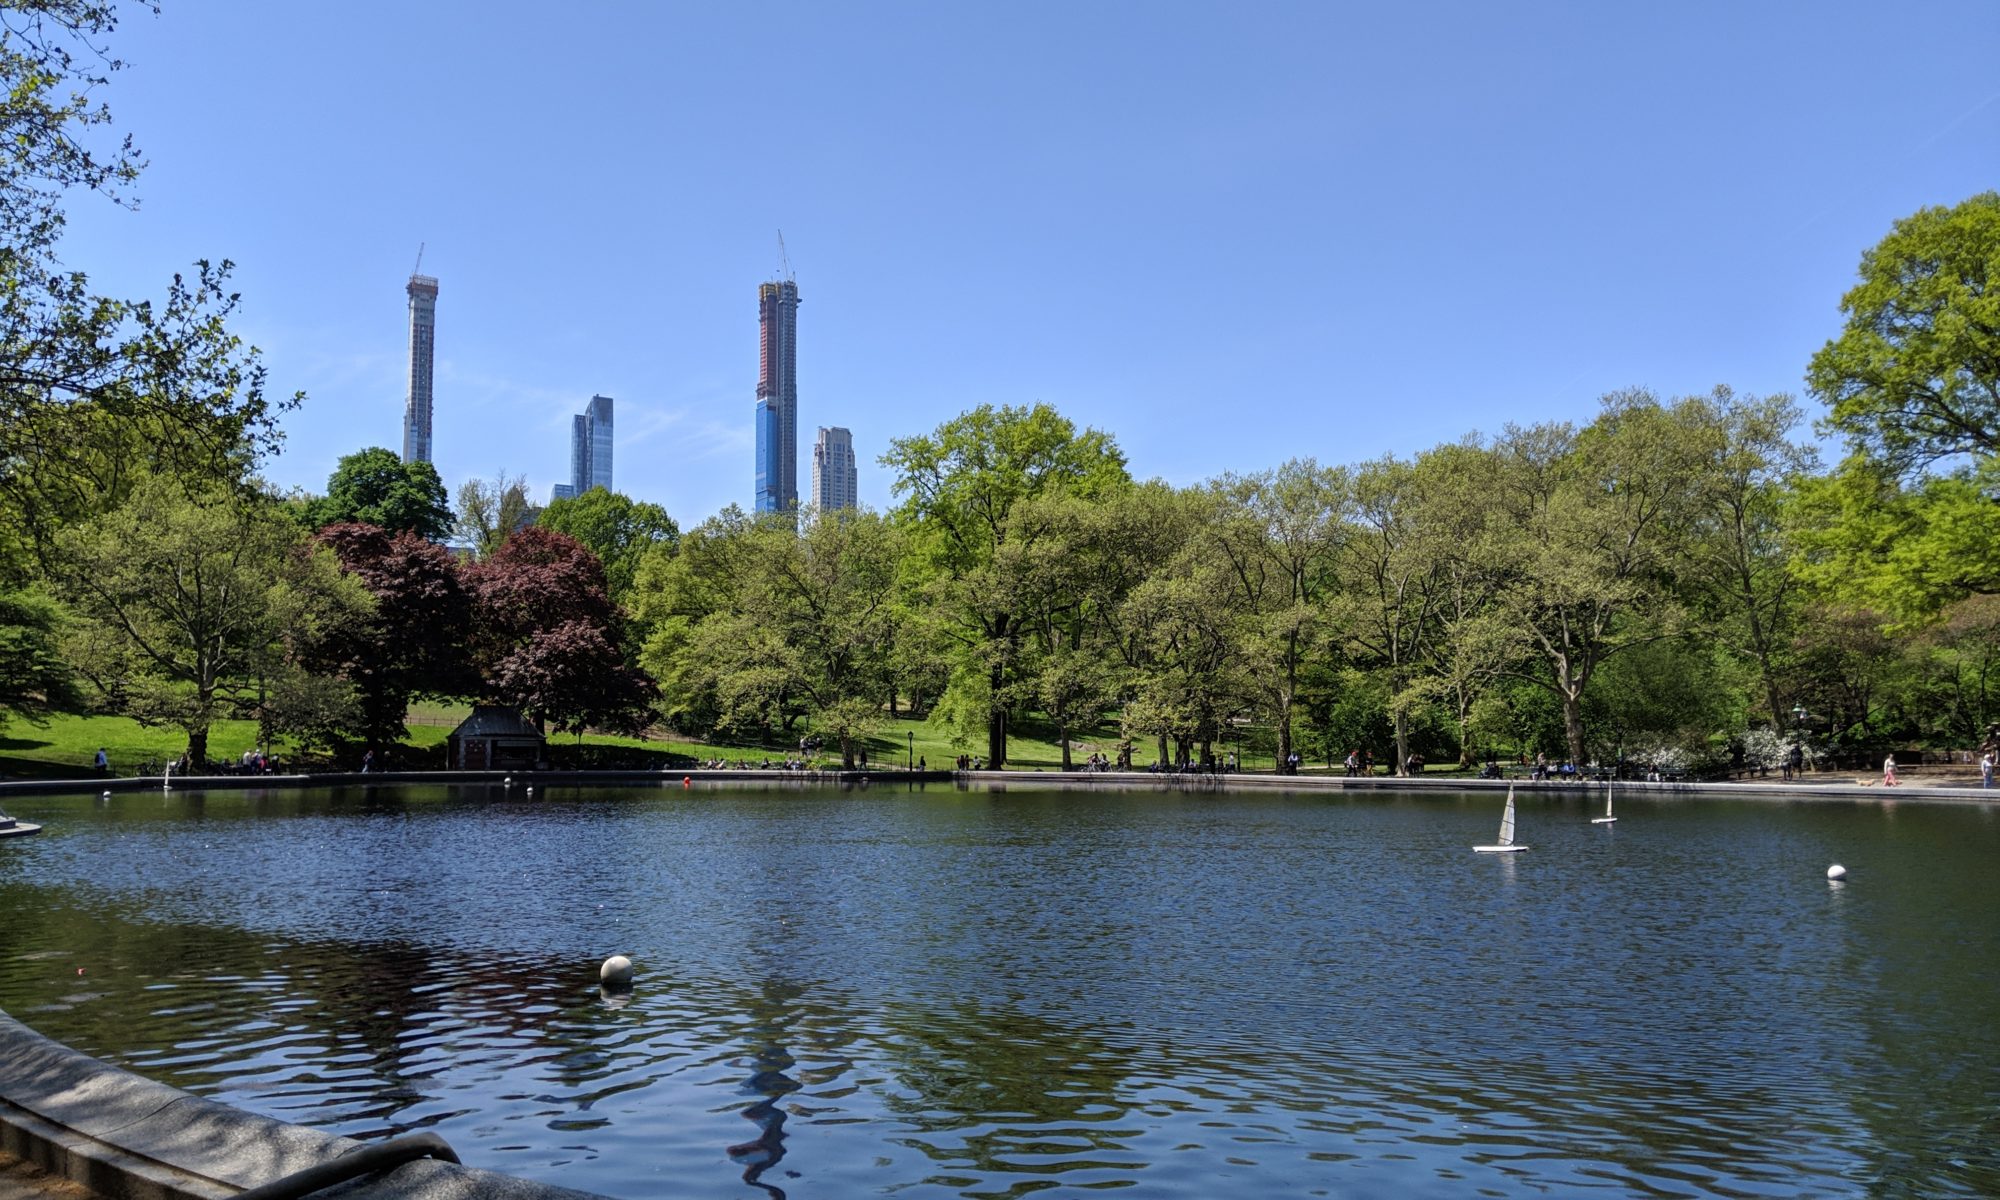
[{"xmin": 447, "ymin": 705, "xmax": 546, "ymax": 770}]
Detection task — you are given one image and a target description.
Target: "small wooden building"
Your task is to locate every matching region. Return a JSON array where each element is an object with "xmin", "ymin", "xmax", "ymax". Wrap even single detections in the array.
[{"xmin": 447, "ymin": 705, "xmax": 545, "ymax": 770}]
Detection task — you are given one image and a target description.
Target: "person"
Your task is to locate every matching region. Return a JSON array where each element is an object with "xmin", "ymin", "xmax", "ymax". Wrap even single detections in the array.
[
  {"xmin": 94, "ymin": 747, "xmax": 108, "ymax": 774},
  {"xmin": 361, "ymin": 749, "xmax": 374, "ymax": 773},
  {"xmin": 1882, "ymin": 753, "xmax": 1898, "ymax": 787},
  {"xmin": 1786, "ymin": 743, "xmax": 1804, "ymax": 781},
  {"xmin": 1982, "ymin": 751, "xmax": 1994, "ymax": 789},
  {"xmin": 918, "ymin": 756, "xmax": 927, "ymax": 773}
]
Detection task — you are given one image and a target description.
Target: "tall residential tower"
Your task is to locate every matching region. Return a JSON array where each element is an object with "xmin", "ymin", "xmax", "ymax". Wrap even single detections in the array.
[
  {"xmin": 812, "ymin": 426, "xmax": 857, "ymax": 513},
  {"xmin": 565, "ymin": 394, "xmax": 614, "ymax": 496},
  {"xmin": 401, "ymin": 271, "xmax": 439, "ymax": 464},
  {"xmin": 753, "ymin": 279, "xmax": 800, "ymax": 513}
]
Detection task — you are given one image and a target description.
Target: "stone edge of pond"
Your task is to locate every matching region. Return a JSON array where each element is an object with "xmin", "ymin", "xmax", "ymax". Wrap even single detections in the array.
[
  {"xmin": 0, "ymin": 1011, "xmax": 612, "ymax": 1200},
  {"xmin": 2, "ymin": 767, "xmax": 1994, "ymax": 806}
]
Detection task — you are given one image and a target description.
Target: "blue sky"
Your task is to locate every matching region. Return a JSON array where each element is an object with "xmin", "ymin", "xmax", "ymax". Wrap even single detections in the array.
[{"xmin": 59, "ymin": 1, "xmax": 1999, "ymax": 523}]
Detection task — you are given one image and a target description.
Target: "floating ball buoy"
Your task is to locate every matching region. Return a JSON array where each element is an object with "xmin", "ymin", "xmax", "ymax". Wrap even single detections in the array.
[
  {"xmin": 600, "ymin": 955, "xmax": 634, "ymax": 986},
  {"xmin": 100, "ymin": 790, "xmax": 111, "ymax": 800},
  {"xmin": 525, "ymin": 786, "xmax": 534, "ymax": 796},
  {"xmin": 504, "ymin": 776, "xmax": 513, "ymax": 786},
  {"xmin": 682, "ymin": 776, "xmax": 691, "ymax": 788},
  {"xmin": 1827, "ymin": 864, "xmax": 1847, "ymax": 881}
]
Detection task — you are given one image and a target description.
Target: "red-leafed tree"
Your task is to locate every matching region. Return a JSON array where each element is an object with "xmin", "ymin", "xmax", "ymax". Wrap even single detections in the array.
[
  {"xmin": 315, "ymin": 522, "xmax": 476, "ymax": 747},
  {"xmin": 463, "ymin": 527, "xmax": 655, "ymax": 733}
]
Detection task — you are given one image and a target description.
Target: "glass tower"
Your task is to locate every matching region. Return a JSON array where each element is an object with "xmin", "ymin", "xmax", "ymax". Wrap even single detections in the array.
[
  {"xmin": 566, "ymin": 394, "xmax": 614, "ymax": 495},
  {"xmin": 753, "ymin": 280, "xmax": 800, "ymax": 513},
  {"xmin": 401, "ymin": 273, "xmax": 439, "ymax": 464}
]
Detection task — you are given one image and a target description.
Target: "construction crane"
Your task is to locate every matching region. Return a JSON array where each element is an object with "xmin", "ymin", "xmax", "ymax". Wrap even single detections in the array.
[
  {"xmin": 411, "ymin": 242, "xmax": 425, "ymax": 278},
  {"xmin": 776, "ymin": 230, "xmax": 793, "ymax": 282}
]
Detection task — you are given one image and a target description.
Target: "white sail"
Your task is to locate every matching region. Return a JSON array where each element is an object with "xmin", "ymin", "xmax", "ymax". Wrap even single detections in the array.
[
  {"xmin": 1498, "ymin": 788, "xmax": 1516, "ymax": 845},
  {"xmin": 1593, "ymin": 779, "xmax": 1619, "ymax": 824}
]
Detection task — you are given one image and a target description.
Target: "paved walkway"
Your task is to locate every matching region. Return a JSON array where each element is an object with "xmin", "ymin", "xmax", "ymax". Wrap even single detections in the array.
[{"xmin": 0, "ymin": 1154, "xmax": 92, "ymax": 1200}]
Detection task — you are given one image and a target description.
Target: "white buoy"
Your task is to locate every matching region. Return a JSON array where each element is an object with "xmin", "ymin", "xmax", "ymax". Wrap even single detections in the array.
[
  {"xmin": 525, "ymin": 785, "xmax": 534, "ymax": 796},
  {"xmin": 504, "ymin": 776, "xmax": 513, "ymax": 786},
  {"xmin": 100, "ymin": 790, "xmax": 111, "ymax": 800},
  {"xmin": 600, "ymin": 955, "xmax": 634, "ymax": 986},
  {"xmin": 1826, "ymin": 864, "xmax": 1847, "ymax": 881}
]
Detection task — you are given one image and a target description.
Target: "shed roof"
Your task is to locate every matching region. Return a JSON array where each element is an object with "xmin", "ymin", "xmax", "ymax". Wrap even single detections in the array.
[{"xmin": 449, "ymin": 705, "xmax": 543, "ymax": 740}]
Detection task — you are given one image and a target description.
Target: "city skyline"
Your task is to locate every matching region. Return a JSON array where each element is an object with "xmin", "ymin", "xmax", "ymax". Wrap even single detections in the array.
[{"xmin": 58, "ymin": 4, "xmax": 1997, "ymax": 524}]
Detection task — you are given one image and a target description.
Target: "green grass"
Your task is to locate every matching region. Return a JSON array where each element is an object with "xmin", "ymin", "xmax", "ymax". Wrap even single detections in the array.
[
  {"xmin": 1, "ymin": 713, "xmax": 277, "ymax": 778},
  {"xmin": 3, "ymin": 707, "xmax": 1457, "ymax": 779}
]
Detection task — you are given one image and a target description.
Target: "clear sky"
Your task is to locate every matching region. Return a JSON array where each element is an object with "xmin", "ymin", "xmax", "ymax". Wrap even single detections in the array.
[{"xmin": 58, "ymin": 1, "xmax": 1999, "ymax": 524}]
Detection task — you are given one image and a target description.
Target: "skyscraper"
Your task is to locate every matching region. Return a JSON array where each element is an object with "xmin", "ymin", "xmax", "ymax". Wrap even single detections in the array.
[
  {"xmin": 401, "ymin": 271, "xmax": 439, "ymax": 464},
  {"xmin": 753, "ymin": 279, "xmax": 800, "ymax": 513},
  {"xmin": 565, "ymin": 394, "xmax": 614, "ymax": 495},
  {"xmin": 812, "ymin": 426, "xmax": 857, "ymax": 513}
]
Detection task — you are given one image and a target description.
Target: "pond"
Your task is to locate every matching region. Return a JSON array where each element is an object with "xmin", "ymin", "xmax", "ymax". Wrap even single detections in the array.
[{"xmin": 1, "ymin": 782, "xmax": 1996, "ymax": 1198}]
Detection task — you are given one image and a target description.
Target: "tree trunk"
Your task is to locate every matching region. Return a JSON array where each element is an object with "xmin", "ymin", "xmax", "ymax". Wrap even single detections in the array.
[
  {"xmin": 1156, "ymin": 733, "xmax": 1168, "ymax": 768},
  {"xmin": 1393, "ymin": 708, "xmax": 1410, "ymax": 775},
  {"xmin": 888, "ymin": 691, "xmax": 899, "ymax": 718},
  {"xmin": 987, "ymin": 661, "xmax": 1008, "ymax": 767},
  {"xmin": 187, "ymin": 727, "xmax": 209, "ymax": 766},
  {"xmin": 1058, "ymin": 720, "xmax": 1072, "ymax": 770},
  {"xmin": 1563, "ymin": 690, "xmax": 1587, "ymax": 769},
  {"xmin": 1275, "ymin": 701, "xmax": 1293, "ymax": 772},
  {"xmin": 840, "ymin": 734, "xmax": 854, "ymax": 769}
]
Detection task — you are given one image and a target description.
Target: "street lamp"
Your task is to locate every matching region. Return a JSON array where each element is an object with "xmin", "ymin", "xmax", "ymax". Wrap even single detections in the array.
[{"xmin": 1789, "ymin": 704, "xmax": 1809, "ymax": 780}]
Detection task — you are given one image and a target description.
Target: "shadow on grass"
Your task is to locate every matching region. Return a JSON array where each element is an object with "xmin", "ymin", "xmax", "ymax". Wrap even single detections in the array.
[
  {"xmin": 0, "ymin": 735, "xmax": 53, "ymax": 752},
  {"xmin": 0, "ymin": 754, "xmax": 94, "ymax": 780}
]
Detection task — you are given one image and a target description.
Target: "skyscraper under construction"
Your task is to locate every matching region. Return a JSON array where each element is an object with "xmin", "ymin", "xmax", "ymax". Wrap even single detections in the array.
[
  {"xmin": 401, "ymin": 270, "xmax": 439, "ymax": 464},
  {"xmin": 753, "ymin": 279, "xmax": 800, "ymax": 513}
]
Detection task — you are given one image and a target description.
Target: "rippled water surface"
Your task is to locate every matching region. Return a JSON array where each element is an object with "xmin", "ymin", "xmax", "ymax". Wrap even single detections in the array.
[{"xmin": 2, "ymin": 782, "xmax": 1997, "ymax": 1197}]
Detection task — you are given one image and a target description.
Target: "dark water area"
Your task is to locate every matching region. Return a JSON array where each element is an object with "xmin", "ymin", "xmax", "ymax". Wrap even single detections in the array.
[{"xmin": 1, "ymin": 782, "xmax": 1997, "ymax": 1198}]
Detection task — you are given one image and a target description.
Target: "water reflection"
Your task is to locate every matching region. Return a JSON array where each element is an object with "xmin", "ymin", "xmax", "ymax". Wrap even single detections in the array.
[{"xmin": 1, "ymin": 785, "xmax": 1997, "ymax": 1197}]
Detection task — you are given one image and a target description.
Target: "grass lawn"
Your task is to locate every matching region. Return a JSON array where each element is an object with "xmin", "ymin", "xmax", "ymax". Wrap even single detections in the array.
[{"xmin": 3, "ymin": 707, "xmax": 1456, "ymax": 780}]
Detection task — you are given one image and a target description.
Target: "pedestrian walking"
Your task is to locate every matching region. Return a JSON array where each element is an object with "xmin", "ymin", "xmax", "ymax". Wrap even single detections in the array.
[
  {"xmin": 1981, "ymin": 751, "xmax": 1993, "ymax": 789},
  {"xmin": 1882, "ymin": 753, "xmax": 1898, "ymax": 787}
]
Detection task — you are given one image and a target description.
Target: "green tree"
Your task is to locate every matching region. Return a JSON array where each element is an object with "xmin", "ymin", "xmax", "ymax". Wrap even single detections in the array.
[
  {"xmin": 1211, "ymin": 460, "xmax": 1348, "ymax": 770},
  {"xmin": 307, "ymin": 447, "xmax": 453, "ymax": 540},
  {"xmin": 1809, "ymin": 192, "xmax": 2000, "ymax": 470},
  {"xmin": 0, "ymin": 3, "xmax": 292, "ymax": 573},
  {"xmin": 536, "ymin": 487, "xmax": 679, "ymax": 602},
  {"xmin": 0, "ymin": 585, "xmax": 80, "ymax": 723},
  {"xmin": 1486, "ymin": 393, "xmax": 1710, "ymax": 767},
  {"xmin": 53, "ymin": 476, "xmax": 371, "ymax": 763},
  {"xmin": 454, "ymin": 471, "xmax": 534, "ymax": 560},
  {"xmin": 883, "ymin": 403, "xmax": 1130, "ymax": 767}
]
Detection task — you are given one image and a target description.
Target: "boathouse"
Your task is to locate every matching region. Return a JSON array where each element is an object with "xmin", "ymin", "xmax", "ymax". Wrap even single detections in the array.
[{"xmin": 447, "ymin": 705, "xmax": 545, "ymax": 770}]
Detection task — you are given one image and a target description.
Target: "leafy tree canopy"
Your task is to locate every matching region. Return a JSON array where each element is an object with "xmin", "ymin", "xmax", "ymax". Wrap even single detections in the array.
[
  {"xmin": 1809, "ymin": 191, "xmax": 2000, "ymax": 472},
  {"xmin": 308, "ymin": 448, "xmax": 453, "ymax": 541},
  {"xmin": 536, "ymin": 487, "xmax": 679, "ymax": 601}
]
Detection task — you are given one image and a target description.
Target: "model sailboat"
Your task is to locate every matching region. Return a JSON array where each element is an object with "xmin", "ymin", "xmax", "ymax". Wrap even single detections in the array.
[
  {"xmin": 1592, "ymin": 779, "xmax": 1618, "ymax": 825},
  {"xmin": 1473, "ymin": 785, "xmax": 1528, "ymax": 853}
]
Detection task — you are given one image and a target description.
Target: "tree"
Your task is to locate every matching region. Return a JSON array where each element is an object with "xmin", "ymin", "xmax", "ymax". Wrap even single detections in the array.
[
  {"xmin": 536, "ymin": 487, "xmax": 679, "ymax": 602},
  {"xmin": 314, "ymin": 522, "xmax": 475, "ymax": 749},
  {"xmin": 1809, "ymin": 192, "xmax": 2000, "ymax": 471},
  {"xmin": 307, "ymin": 448, "xmax": 453, "ymax": 540},
  {"xmin": 632, "ymin": 510, "xmax": 904, "ymax": 763},
  {"xmin": 883, "ymin": 403, "xmax": 1130, "ymax": 767},
  {"xmin": 0, "ymin": 585, "xmax": 81, "ymax": 723},
  {"xmin": 1485, "ymin": 392, "xmax": 1710, "ymax": 767},
  {"xmin": 53, "ymin": 476, "xmax": 370, "ymax": 762},
  {"xmin": 1212, "ymin": 461, "xmax": 1348, "ymax": 771},
  {"xmin": 0, "ymin": 4, "xmax": 292, "ymax": 572},
  {"xmin": 1787, "ymin": 455, "xmax": 2000, "ymax": 628},
  {"xmin": 454, "ymin": 471, "xmax": 534, "ymax": 560},
  {"xmin": 463, "ymin": 526, "xmax": 652, "ymax": 733},
  {"xmin": 1677, "ymin": 388, "xmax": 1817, "ymax": 728}
]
